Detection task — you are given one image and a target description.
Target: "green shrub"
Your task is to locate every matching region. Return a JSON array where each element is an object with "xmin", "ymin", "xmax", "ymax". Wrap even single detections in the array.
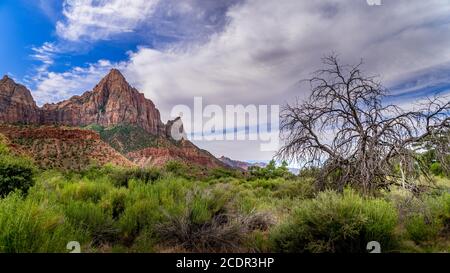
[
  {"xmin": 118, "ymin": 199, "xmax": 161, "ymax": 240},
  {"xmin": 63, "ymin": 201, "xmax": 118, "ymax": 247},
  {"xmin": 117, "ymin": 177, "xmax": 191, "ymax": 242},
  {"xmin": 100, "ymin": 187, "xmax": 128, "ymax": 220},
  {"xmin": 272, "ymin": 178, "xmax": 316, "ymax": 199},
  {"xmin": 112, "ymin": 167, "xmax": 162, "ymax": 187},
  {"xmin": 61, "ymin": 180, "xmax": 110, "ymax": 203},
  {"xmin": 249, "ymin": 160, "xmax": 292, "ymax": 180},
  {"xmin": 164, "ymin": 160, "xmax": 204, "ymax": 180},
  {"xmin": 0, "ymin": 155, "xmax": 35, "ymax": 197},
  {"xmin": 0, "ymin": 193, "xmax": 82, "ymax": 252},
  {"xmin": 405, "ymin": 214, "xmax": 441, "ymax": 243},
  {"xmin": 430, "ymin": 162, "xmax": 444, "ymax": 177},
  {"xmin": 404, "ymin": 193, "xmax": 450, "ymax": 243},
  {"xmin": 270, "ymin": 189, "xmax": 398, "ymax": 253},
  {"xmin": 207, "ymin": 167, "xmax": 243, "ymax": 180}
]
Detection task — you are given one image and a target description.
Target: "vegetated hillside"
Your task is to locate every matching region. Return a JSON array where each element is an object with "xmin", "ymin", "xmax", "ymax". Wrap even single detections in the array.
[
  {"xmin": 85, "ymin": 123, "xmax": 226, "ymax": 169},
  {"xmin": 85, "ymin": 124, "xmax": 160, "ymax": 154},
  {"xmin": 126, "ymin": 139, "xmax": 227, "ymax": 169},
  {"xmin": 0, "ymin": 125, "xmax": 134, "ymax": 170}
]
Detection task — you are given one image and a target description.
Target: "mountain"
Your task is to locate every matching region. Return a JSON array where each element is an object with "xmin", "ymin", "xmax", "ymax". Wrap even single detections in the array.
[
  {"xmin": 218, "ymin": 156, "xmax": 269, "ymax": 171},
  {"xmin": 0, "ymin": 70, "xmax": 173, "ymax": 136},
  {"xmin": 218, "ymin": 156, "xmax": 253, "ymax": 171},
  {"xmin": 40, "ymin": 69, "xmax": 166, "ymax": 135},
  {"xmin": 0, "ymin": 70, "xmax": 225, "ymax": 170}
]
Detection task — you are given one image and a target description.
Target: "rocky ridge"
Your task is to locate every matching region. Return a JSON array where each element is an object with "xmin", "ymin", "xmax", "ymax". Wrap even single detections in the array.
[{"xmin": 0, "ymin": 71, "xmax": 225, "ymax": 169}]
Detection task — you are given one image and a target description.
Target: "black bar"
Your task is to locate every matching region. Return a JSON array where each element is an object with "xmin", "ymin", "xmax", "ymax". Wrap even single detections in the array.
[{"xmin": 0, "ymin": 253, "xmax": 445, "ymax": 272}]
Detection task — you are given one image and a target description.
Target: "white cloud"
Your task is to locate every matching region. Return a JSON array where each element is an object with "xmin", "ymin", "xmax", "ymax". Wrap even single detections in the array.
[
  {"xmin": 30, "ymin": 42, "xmax": 60, "ymax": 72},
  {"xmin": 124, "ymin": 0, "xmax": 450, "ymax": 115},
  {"xmin": 32, "ymin": 59, "xmax": 126, "ymax": 105},
  {"xmin": 124, "ymin": 0, "xmax": 450, "ymax": 160},
  {"xmin": 32, "ymin": 0, "xmax": 450, "ymax": 162},
  {"xmin": 56, "ymin": 0, "xmax": 160, "ymax": 41}
]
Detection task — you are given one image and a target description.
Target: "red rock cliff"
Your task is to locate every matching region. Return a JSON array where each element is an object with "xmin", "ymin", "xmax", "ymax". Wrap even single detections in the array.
[
  {"xmin": 0, "ymin": 75, "xmax": 40, "ymax": 124},
  {"xmin": 40, "ymin": 69, "xmax": 166, "ymax": 135}
]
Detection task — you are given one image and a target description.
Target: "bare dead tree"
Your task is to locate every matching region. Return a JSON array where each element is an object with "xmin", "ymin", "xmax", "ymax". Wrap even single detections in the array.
[{"xmin": 277, "ymin": 55, "xmax": 450, "ymax": 194}]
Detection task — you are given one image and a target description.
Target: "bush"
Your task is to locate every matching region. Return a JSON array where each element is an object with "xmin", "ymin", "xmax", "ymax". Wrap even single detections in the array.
[
  {"xmin": 100, "ymin": 188, "xmax": 128, "ymax": 220},
  {"xmin": 207, "ymin": 167, "xmax": 243, "ymax": 180},
  {"xmin": 405, "ymin": 214, "xmax": 441, "ymax": 243},
  {"xmin": 110, "ymin": 167, "xmax": 162, "ymax": 187},
  {"xmin": 61, "ymin": 180, "xmax": 110, "ymax": 203},
  {"xmin": 403, "ymin": 193, "xmax": 450, "ymax": 243},
  {"xmin": 164, "ymin": 160, "xmax": 204, "ymax": 180},
  {"xmin": 249, "ymin": 160, "xmax": 292, "ymax": 180},
  {"xmin": 117, "ymin": 177, "xmax": 192, "ymax": 244},
  {"xmin": 272, "ymin": 178, "xmax": 316, "ymax": 199},
  {"xmin": 63, "ymin": 201, "xmax": 118, "ymax": 247},
  {"xmin": 430, "ymin": 162, "xmax": 444, "ymax": 177},
  {"xmin": 0, "ymin": 193, "xmax": 82, "ymax": 252},
  {"xmin": 270, "ymin": 189, "xmax": 398, "ymax": 253},
  {"xmin": 155, "ymin": 189, "xmax": 273, "ymax": 252},
  {"xmin": 0, "ymin": 155, "xmax": 35, "ymax": 197}
]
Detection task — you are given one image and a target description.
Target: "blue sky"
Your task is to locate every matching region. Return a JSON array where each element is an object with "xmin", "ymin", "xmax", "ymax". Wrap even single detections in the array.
[
  {"xmin": 0, "ymin": 0, "xmax": 153, "ymax": 80},
  {"xmin": 0, "ymin": 0, "xmax": 55, "ymax": 78},
  {"xmin": 1, "ymin": 0, "xmax": 450, "ymax": 161}
]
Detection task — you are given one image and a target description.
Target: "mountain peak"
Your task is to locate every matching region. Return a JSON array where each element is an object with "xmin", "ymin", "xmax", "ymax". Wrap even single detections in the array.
[
  {"xmin": 96, "ymin": 68, "xmax": 131, "ymax": 92},
  {"xmin": 1, "ymin": 75, "xmax": 11, "ymax": 82},
  {"xmin": 104, "ymin": 68, "xmax": 126, "ymax": 81}
]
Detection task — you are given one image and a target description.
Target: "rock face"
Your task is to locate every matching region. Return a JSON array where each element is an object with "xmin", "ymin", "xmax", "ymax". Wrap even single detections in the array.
[
  {"xmin": 0, "ymin": 70, "xmax": 166, "ymax": 135},
  {"xmin": 0, "ymin": 76, "xmax": 40, "ymax": 124},
  {"xmin": 41, "ymin": 69, "xmax": 166, "ymax": 135},
  {"xmin": 165, "ymin": 116, "xmax": 187, "ymax": 140}
]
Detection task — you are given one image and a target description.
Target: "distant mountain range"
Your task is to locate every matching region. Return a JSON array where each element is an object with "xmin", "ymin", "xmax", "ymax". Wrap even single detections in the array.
[{"xmin": 0, "ymin": 70, "xmax": 225, "ymax": 170}]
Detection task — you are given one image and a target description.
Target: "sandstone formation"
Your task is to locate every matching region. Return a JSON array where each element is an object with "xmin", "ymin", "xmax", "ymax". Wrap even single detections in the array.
[
  {"xmin": 0, "ymin": 75, "xmax": 40, "ymax": 124},
  {"xmin": 0, "ymin": 70, "xmax": 166, "ymax": 135},
  {"xmin": 41, "ymin": 69, "xmax": 166, "ymax": 135}
]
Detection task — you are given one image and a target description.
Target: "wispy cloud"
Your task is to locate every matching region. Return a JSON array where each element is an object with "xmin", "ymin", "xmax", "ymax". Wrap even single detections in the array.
[
  {"xmin": 32, "ymin": 59, "xmax": 126, "ymax": 105},
  {"xmin": 34, "ymin": 0, "xmax": 61, "ymax": 22},
  {"xmin": 56, "ymin": 0, "xmax": 160, "ymax": 41},
  {"xmin": 30, "ymin": 42, "xmax": 60, "ymax": 72}
]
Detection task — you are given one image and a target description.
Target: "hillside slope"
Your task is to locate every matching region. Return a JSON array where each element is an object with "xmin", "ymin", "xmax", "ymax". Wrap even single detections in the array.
[{"xmin": 0, "ymin": 125, "xmax": 134, "ymax": 170}]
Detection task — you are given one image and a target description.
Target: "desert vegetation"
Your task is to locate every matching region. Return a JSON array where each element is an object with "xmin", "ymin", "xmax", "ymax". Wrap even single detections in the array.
[{"xmin": 0, "ymin": 134, "xmax": 449, "ymax": 252}]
